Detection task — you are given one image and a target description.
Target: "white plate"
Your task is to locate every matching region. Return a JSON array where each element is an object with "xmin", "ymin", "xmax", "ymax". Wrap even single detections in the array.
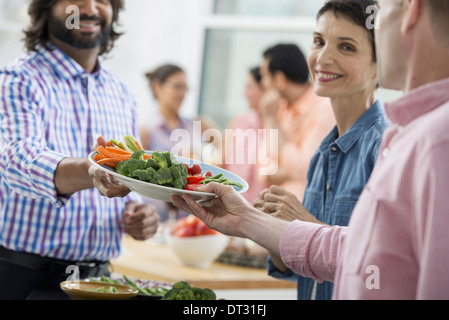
[{"xmin": 88, "ymin": 151, "xmax": 249, "ymax": 203}]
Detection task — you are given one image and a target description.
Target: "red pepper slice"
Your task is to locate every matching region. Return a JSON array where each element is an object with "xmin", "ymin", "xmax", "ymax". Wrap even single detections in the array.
[{"xmin": 186, "ymin": 176, "xmax": 206, "ymax": 184}]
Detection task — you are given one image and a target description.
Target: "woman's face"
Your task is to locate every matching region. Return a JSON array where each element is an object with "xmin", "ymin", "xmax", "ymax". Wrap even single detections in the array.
[
  {"xmin": 244, "ymin": 73, "xmax": 264, "ymax": 111},
  {"xmin": 154, "ymin": 71, "xmax": 188, "ymax": 112},
  {"xmin": 307, "ymin": 11, "xmax": 377, "ymax": 99}
]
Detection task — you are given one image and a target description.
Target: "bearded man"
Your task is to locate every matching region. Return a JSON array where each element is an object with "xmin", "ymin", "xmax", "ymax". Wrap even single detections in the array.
[{"xmin": 0, "ymin": 0, "xmax": 159, "ymax": 299}]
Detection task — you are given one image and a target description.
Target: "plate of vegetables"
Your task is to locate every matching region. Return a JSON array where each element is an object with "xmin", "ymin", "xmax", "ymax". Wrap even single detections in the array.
[{"xmin": 88, "ymin": 135, "xmax": 249, "ymax": 203}]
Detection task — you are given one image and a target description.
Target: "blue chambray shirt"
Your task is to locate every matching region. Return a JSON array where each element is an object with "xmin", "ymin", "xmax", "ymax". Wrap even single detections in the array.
[{"xmin": 267, "ymin": 100, "xmax": 390, "ymax": 300}]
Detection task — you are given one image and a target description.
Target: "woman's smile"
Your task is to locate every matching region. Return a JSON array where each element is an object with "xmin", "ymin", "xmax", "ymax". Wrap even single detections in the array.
[{"xmin": 316, "ymin": 70, "xmax": 344, "ymax": 82}]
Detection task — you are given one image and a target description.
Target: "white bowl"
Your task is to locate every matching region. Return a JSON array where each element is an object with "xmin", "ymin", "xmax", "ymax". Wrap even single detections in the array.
[{"xmin": 166, "ymin": 233, "xmax": 230, "ymax": 269}]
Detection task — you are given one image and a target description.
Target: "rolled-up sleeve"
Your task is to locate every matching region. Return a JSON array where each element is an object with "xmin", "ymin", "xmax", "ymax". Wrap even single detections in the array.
[
  {"xmin": 0, "ymin": 72, "xmax": 69, "ymax": 207},
  {"xmin": 280, "ymin": 220, "xmax": 347, "ymax": 283}
]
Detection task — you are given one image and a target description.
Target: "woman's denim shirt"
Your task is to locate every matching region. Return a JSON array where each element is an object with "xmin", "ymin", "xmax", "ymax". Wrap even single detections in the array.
[{"xmin": 267, "ymin": 100, "xmax": 390, "ymax": 300}]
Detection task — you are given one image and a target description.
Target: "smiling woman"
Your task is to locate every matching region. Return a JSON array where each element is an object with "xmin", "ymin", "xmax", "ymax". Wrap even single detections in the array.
[{"xmin": 256, "ymin": 0, "xmax": 390, "ymax": 301}]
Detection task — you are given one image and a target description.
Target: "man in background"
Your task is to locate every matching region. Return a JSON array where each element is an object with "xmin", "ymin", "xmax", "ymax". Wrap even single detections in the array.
[{"xmin": 257, "ymin": 43, "xmax": 335, "ymax": 202}]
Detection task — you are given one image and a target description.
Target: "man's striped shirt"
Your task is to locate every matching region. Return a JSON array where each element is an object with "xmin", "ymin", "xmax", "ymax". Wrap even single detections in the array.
[{"xmin": 0, "ymin": 42, "xmax": 140, "ymax": 261}]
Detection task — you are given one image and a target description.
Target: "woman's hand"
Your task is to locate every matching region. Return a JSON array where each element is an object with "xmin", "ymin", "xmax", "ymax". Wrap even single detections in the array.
[{"xmin": 254, "ymin": 185, "xmax": 325, "ymax": 225}]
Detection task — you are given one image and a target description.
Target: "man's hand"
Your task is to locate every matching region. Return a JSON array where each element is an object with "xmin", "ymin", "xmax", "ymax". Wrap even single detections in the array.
[
  {"xmin": 121, "ymin": 201, "xmax": 159, "ymax": 241},
  {"xmin": 171, "ymin": 182, "xmax": 290, "ymax": 257},
  {"xmin": 171, "ymin": 182, "xmax": 255, "ymax": 239},
  {"xmin": 88, "ymin": 136, "xmax": 131, "ymax": 198}
]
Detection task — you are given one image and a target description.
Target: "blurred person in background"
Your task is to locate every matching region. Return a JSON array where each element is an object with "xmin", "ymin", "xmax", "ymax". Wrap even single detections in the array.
[
  {"xmin": 255, "ymin": 0, "xmax": 390, "ymax": 300},
  {"xmin": 140, "ymin": 64, "xmax": 219, "ymax": 223},
  {"xmin": 0, "ymin": 0, "xmax": 158, "ymax": 300},
  {"xmin": 222, "ymin": 66, "xmax": 269, "ymax": 260},
  {"xmin": 224, "ymin": 66, "xmax": 268, "ymax": 204},
  {"xmin": 258, "ymin": 43, "xmax": 335, "ymax": 202}
]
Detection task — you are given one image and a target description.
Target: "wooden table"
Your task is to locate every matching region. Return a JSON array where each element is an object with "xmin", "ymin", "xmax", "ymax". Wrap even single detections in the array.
[{"xmin": 111, "ymin": 236, "xmax": 296, "ymax": 290}]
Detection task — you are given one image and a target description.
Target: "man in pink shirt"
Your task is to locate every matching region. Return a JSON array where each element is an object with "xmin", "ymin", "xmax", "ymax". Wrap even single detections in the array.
[{"xmin": 172, "ymin": 0, "xmax": 449, "ymax": 299}]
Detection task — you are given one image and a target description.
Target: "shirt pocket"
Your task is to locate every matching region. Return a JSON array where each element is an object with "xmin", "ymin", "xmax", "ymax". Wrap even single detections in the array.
[
  {"xmin": 342, "ymin": 186, "xmax": 380, "ymax": 275},
  {"xmin": 303, "ymin": 190, "xmax": 323, "ymax": 219},
  {"xmin": 329, "ymin": 198, "xmax": 358, "ymax": 226}
]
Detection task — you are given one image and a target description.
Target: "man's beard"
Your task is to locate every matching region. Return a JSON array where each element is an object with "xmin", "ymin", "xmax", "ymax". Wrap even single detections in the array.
[{"xmin": 48, "ymin": 13, "xmax": 111, "ymax": 50}]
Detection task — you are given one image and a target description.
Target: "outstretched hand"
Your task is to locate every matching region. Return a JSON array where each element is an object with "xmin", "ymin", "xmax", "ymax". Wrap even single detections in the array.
[{"xmin": 171, "ymin": 182, "xmax": 255, "ymax": 238}]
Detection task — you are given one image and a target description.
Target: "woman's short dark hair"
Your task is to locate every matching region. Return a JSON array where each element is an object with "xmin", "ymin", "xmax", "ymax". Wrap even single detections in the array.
[
  {"xmin": 23, "ymin": 0, "xmax": 124, "ymax": 56},
  {"xmin": 317, "ymin": 0, "xmax": 377, "ymax": 62}
]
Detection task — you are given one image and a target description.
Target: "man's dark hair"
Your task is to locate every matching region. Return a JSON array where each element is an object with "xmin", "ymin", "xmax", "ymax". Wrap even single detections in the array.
[
  {"xmin": 317, "ymin": 0, "xmax": 377, "ymax": 62},
  {"xmin": 23, "ymin": 0, "xmax": 124, "ymax": 56},
  {"xmin": 263, "ymin": 44, "xmax": 309, "ymax": 84},
  {"xmin": 249, "ymin": 66, "xmax": 262, "ymax": 86}
]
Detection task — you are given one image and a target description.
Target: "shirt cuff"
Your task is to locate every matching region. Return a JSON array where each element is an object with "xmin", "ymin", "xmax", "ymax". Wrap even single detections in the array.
[
  {"xmin": 280, "ymin": 220, "xmax": 328, "ymax": 282},
  {"xmin": 28, "ymin": 150, "xmax": 70, "ymax": 208}
]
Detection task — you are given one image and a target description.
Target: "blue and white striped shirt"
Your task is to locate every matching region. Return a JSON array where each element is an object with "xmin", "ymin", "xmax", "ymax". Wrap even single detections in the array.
[{"xmin": 0, "ymin": 42, "xmax": 141, "ymax": 261}]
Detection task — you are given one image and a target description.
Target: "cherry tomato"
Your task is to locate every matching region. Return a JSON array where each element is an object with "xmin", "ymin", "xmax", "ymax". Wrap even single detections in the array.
[
  {"xmin": 203, "ymin": 171, "xmax": 213, "ymax": 177},
  {"xmin": 189, "ymin": 164, "xmax": 202, "ymax": 176}
]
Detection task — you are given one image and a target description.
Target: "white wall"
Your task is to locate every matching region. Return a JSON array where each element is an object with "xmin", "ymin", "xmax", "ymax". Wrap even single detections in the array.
[{"xmin": 0, "ymin": 0, "xmax": 208, "ymax": 126}]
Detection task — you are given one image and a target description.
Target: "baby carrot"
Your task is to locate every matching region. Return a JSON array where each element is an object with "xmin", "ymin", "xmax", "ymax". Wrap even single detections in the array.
[{"xmin": 97, "ymin": 146, "xmax": 131, "ymax": 161}]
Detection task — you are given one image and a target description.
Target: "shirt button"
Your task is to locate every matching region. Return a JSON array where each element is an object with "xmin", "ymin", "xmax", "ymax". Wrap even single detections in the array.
[
  {"xmin": 382, "ymin": 148, "xmax": 390, "ymax": 158},
  {"xmin": 326, "ymin": 183, "xmax": 331, "ymax": 190},
  {"xmin": 331, "ymin": 146, "xmax": 337, "ymax": 152}
]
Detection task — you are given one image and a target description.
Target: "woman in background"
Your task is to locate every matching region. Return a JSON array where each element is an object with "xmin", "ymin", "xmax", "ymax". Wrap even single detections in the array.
[{"xmin": 140, "ymin": 64, "xmax": 220, "ymax": 223}]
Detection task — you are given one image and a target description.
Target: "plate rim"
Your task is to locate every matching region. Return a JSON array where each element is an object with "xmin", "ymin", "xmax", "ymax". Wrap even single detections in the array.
[
  {"xmin": 60, "ymin": 280, "xmax": 139, "ymax": 298},
  {"xmin": 87, "ymin": 151, "xmax": 249, "ymax": 200}
]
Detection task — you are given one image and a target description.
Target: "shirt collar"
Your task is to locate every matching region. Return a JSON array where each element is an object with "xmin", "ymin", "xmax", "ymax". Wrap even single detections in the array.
[
  {"xmin": 36, "ymin": 41, "xmax": 105, "ymax": 81},
  {"xmin": 384, "ymin": 77, "xmax": 449, "ymax": 126},
  {"xmin": 320, "ymin": 100, "xmax": 385, "ymax": 154}
]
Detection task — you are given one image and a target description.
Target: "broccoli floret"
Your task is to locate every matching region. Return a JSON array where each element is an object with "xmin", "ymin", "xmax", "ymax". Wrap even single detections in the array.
[
  {"xmin": 131, "ymin": 150, "xmax": 146, "ymax": 160},
  {"xmin": 151, "ymin": 151, "xmax": 168, "ymax": 170},
  {"xmin": 149, "ymin": 166, "xmax": 173, "ymax": 185},
  {"xmin": 161, "ymin": 281, "xmax": 216, "ymax": 300},
  {"xmin": 132, "ymin": 167, "xmax": 156, "ymax": 182},
  {"xmin": 168, "ymin": 164, "xmax": 187, "ymax": 189},
  {"xmin": 163, "ymin": 289, "xmax": 195, "ymax": 300},
  {"xmin": 115, "ymin": 151, "xmax": 188, "ymax": 189},
  {"xmin": 161, "ymin": 151, "xmax": 174, "ymax": 166},
  {"xmin": 146, "ymin": 158, "xmax": 157, "ymax": 170},
  {"xmin": 172, "ymin": 281, "xmax": 192, "ymax": 291},
  {"xmin": 192, "ymin": 287, "xmax": 216, "ymax": 300},
  {"xmin": 116, "ymin": 158, "xmax": 147, "ymax": 177}
]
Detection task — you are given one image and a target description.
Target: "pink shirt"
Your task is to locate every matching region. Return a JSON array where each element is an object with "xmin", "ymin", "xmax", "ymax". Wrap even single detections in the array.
[{"xmin": 280, "ymin": 77, "xmax": 449, "ymax": 300}]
